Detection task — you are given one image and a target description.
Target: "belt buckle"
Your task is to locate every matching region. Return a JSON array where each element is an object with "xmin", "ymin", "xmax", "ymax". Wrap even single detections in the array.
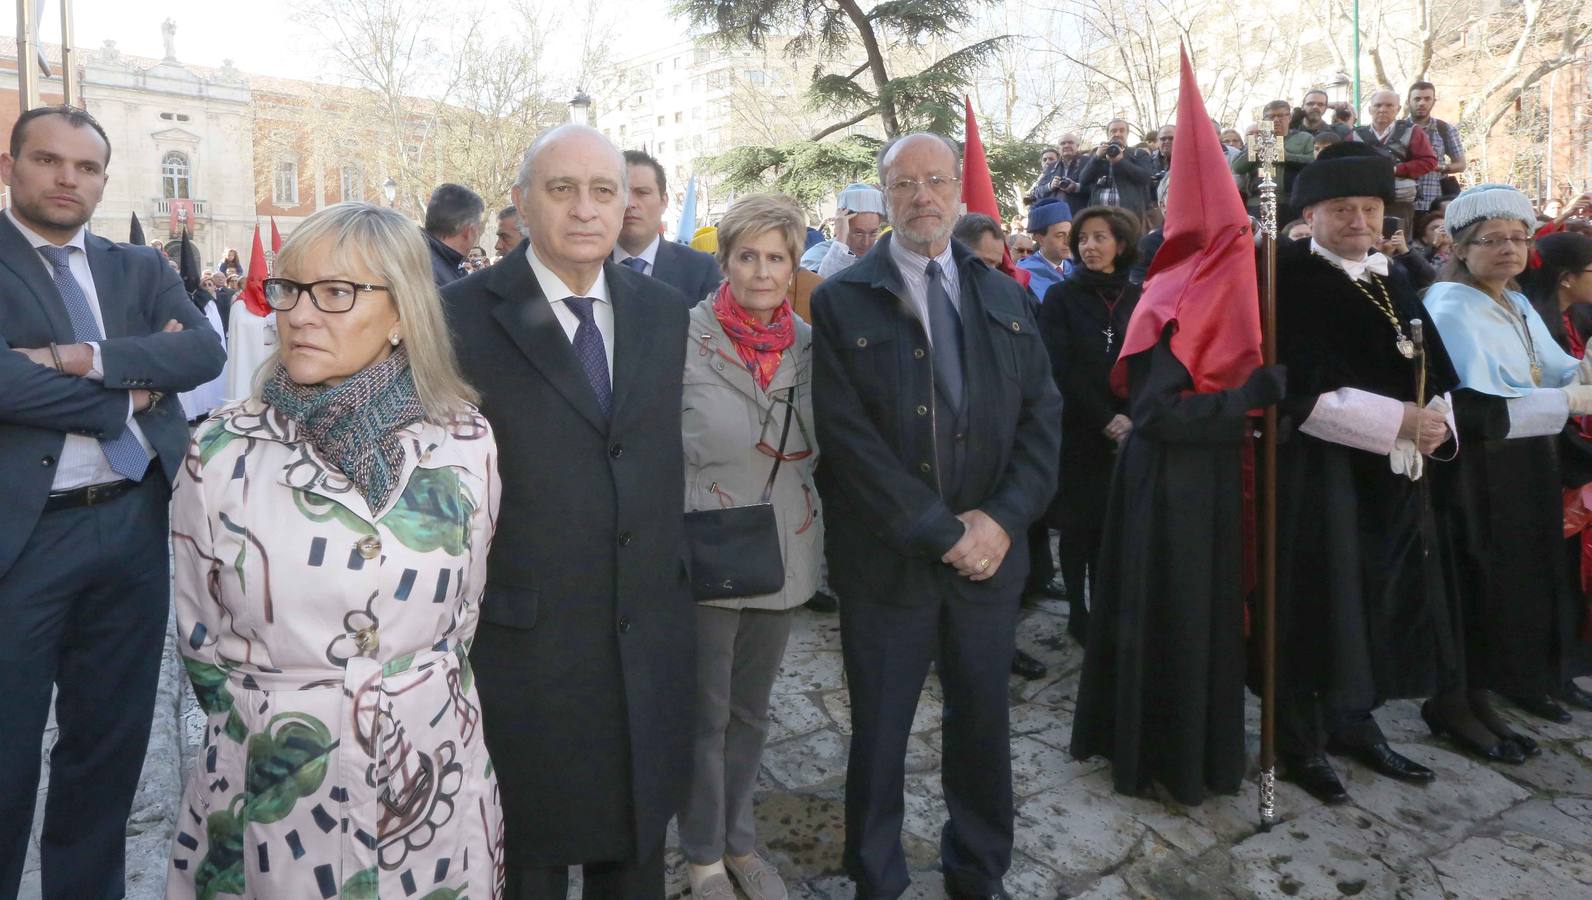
[{"xmin": 85, "ymin": 483, "xmax": 116, "ymax": 506}]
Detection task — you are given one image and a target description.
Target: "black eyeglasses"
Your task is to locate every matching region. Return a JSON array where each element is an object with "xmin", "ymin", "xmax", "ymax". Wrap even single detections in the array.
[{"xmin": 263, "ymin": 278, "xmax": 391, "ymax": 313}]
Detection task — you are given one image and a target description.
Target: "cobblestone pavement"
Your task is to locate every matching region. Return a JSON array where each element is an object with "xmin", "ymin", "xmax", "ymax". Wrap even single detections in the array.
[{"xmin": 23, "ymin": 598, "xmax": 1592, "ymax": 899}]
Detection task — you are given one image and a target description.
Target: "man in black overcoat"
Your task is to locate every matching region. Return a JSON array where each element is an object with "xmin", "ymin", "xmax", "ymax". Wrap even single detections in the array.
[
  {"xmin": 811, "ymin": 133, "xmax": 1061, "ymax": 900},
  {"xmin": 442, "ymin": 124, "xmax": 694, "ymax": 900},
  {"xmin": 1272, "ymin": 142, "xmax": 1463, "ymax": 804}
]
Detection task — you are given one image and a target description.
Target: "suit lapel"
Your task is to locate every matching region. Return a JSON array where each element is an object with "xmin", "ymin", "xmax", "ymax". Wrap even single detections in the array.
[
  {"xmin": 486, "ymin": 253, "xmax": 609, "ymax": 434},
  {"xmin": 609, "ymin": 262, "xmax": 660, "ymax": 422},
  {"xmin": 649, "ymin": 240, "xmax": 672, "ymax": 280},
  {"xmin": 0, "ymin": 214, "xmax": 72, "ymax": 341},
  {"xmin": 84, "ymin": 237, "xmax": 126, "ymax": 338}
]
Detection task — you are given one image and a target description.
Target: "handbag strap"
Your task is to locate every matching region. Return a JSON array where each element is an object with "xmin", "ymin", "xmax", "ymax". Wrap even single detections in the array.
[{"xmin": 759, "ymin": 386, "xmax": 797, "ymax": 504}]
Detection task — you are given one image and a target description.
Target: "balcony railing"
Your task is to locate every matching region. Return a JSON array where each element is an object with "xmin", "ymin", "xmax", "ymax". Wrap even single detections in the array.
[{"xmin": 153, "ymin": 198, "xmax": 208, "ymax": 218}]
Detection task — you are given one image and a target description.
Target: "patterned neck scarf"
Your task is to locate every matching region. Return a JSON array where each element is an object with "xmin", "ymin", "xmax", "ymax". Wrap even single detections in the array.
[
  {"xmin": 262, "ymin": 345, "xmax": 425, "ymax": 510},
  {"xmin": 713, "ymin": 281, "xmax": 794, "ymax": 391}
]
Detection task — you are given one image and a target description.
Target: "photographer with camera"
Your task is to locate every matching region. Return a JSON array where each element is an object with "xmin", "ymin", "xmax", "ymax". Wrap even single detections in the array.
[
  {"xmin": 1026, "ymin": 134, "xmax": 1089, "ymax": 211},
  {"xmin": 1077, "ymin": 119, "xmax": 1153, "ymax": 219}
]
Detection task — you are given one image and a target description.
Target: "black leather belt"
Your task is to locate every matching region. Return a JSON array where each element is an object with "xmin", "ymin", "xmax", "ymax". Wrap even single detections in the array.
[{"xmin": 44, "ymin": 479, "xmax": 136, "ymax": 512}]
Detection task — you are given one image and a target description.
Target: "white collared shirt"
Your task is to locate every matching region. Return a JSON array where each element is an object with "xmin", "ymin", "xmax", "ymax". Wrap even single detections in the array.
[
  {"xmin": 526, "ymin": 242, "xmax": 615, "ymax": 377},
  {"xmin": 611, "ymin": 233, "xmax": 661, "ymax": 276},
  {"xmin": 1310, "ymin": 238, "xmax": 1390, "ymax": 283},
  {"xmin": 887, "ymin": 236, "xmax": 961, "ymax": 347},
  {"xmin": 6, "ymin": 208, "xmax": 155, "ymax": 489}
]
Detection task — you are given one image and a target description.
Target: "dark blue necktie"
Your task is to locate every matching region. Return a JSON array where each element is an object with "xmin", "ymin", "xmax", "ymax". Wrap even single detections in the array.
[
  {"xmin": 924, "ymin": 259, "xmax": 964, "ymax": 409},
  {"xmin": 622, "ymin": 257, "xmax": 647, "ymax": 274},
  {"xmin": 38, "ymin": 244, "xmax": 150, "ymax": 481},
  {"xmin": 563, "ymin": 297, "xmax": 612, "ymax": 417}
]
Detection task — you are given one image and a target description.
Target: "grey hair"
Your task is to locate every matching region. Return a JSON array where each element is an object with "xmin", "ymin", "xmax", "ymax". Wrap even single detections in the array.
[
  {"xmin": 513, "ymin": 124, "xmax": 629, "ymax": 196},
  {"xmin": 874, "ymin": 132, "xmax": 962, "ymax": 194}
]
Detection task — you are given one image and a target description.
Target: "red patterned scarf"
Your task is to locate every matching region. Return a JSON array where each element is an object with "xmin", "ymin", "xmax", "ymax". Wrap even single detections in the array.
[{"xmin": 713, "ymin": 281, "xmax": 794, "ymax": 391}]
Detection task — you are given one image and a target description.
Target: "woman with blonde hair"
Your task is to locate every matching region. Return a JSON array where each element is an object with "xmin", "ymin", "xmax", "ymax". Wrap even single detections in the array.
[
  {"xmin": 679, "ymin": 193, "xmax": 820, "ymax": 900},
  {"xmin": 218, "ymin": 245, "xmax": 244, "ymax": 277},
  {"xmin": 166, "ymin": 202, "xmax": 503, "ymax": 898}
]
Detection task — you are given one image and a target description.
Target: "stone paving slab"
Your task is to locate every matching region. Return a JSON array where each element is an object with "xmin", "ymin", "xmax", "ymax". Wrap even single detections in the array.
[{"xmin": 20, "ymin": 600, "xmax": 1592, "ymax": 900}]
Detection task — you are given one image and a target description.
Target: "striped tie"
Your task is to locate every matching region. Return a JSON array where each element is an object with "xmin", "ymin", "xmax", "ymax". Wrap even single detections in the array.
[{"xmin": 37, "ymin": 245, "xmax": 150, "ymax": 481}]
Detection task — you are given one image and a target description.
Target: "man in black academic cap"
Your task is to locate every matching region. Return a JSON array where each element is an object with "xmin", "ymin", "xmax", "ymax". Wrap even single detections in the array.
[{"xmin": 1269, "ymin": 142, "xmax": 1471, "ymax": 804}]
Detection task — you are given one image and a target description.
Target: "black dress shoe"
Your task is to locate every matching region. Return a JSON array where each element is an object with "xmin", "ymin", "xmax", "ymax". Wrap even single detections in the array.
[
  {"xmin": 1011, "ymin": 649, "xmax": 1049, "ymax": 681},
  {"xmin": 1326, "ymin": 740, "xmax": 1436, "ymax": 783},
  {"xmin": 1279, "ymin": 753, "xmax": 1349, "ymax": 804},
  {"xmin": 945, "ymin": 877, "xmax": 1013, "ymax": 900},
  {"xmin": 1421, "ymin": 701, "xmax": 1528, "ymax": 764},
  {"xmin": 1505, "ymin": 693, "xmax": 1572, "ymax": 724},
  {"xmin": 1562, "ymin": 681, "xmax": 1592, "ymax": 713},
  {"xmin": 803, "ymin": 591, "xmax": 839, "ymax": 613},
  {"xmin": 1040, "ymin": 574, "xmax": 1067, "ymax": 599}
]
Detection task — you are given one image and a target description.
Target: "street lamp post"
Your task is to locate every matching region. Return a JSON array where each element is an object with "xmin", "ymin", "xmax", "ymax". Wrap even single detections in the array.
[
  {"xmin": 569, "ymin": 89, "xmax": 592, "ymax": 127},
  {"xmin": 382, "ymin": 177, "xmax": 397, "ymax": 207}
]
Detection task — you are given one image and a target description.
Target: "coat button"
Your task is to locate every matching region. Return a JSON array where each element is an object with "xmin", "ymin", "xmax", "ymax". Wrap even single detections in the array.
[
  {"xmin": 919, "ymin": 462, "xmax": 932, "ymax": 473},
  {"xmin": 354, "ymin": 627, "xmax": 379, "ymax": 653},
  {"xmin": 913, "ymin": 348, "xmax": 925, "ymax": 359},
  {"xmin": 618, "ymin": 531, "xmax": 634, "ymax": 547},
  {"xmin": 617, "ymin": 616, "xmax": 632, "ymax": 634},
  {"xmin": 610, "ymin": 443, "xmax": 624, "ymax": 459},
  {"xmin": 40, "ymin": 455, "xmax": 55, "ymax": 467},
  {"xmin": 356, "ymin": 536, "xmax": 381, "ymax": 559},
  {"xmin": 916, "ymin": 405, "xmax": 928, "ymax": 416},
  {"xmin": 856, "ymin": 337, "xmax": 868, "ymax": 348}
]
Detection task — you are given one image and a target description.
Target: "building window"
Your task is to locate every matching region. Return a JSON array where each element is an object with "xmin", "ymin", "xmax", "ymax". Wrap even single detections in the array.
[
  {"xmin": 656, "ymin": 115, "xmax": 665, "ymax": 126},
  {"xmin": 274, "ymin": 160, "xmax": 299, "ymax": 205},
  {"xmin": 339, "ymin": 165, "xmax": 363, "ymax": 202},
  {"xmin": 674, "ymin": 112, "xmax": 683, "ymax": 123},
  {"xmin": 161, "ymin": 151, "xmax": 190, "ymax": 199}
]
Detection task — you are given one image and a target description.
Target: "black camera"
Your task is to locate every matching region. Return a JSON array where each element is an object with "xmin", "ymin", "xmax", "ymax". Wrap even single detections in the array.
[{"xmin": 1106, "ymin": 142, "xmax": 1123, "ymax": 159}]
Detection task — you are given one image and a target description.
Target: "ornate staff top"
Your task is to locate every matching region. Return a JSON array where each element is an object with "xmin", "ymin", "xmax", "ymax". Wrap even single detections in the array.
[{"xmin": 1248, "ymin": 126, "xmax": 1284, "ymax": 241}]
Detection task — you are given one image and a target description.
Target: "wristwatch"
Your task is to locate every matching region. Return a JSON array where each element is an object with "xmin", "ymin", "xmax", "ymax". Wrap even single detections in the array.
[{"xmin": 145, "ymin": 390, "xmax": 164, "ymax": 411}]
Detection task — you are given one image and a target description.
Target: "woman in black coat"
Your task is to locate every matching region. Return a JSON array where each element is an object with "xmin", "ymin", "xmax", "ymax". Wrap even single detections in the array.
[{"xmin": 1038, "ymin": 206, "xmax": 1143, "ymax": 641}]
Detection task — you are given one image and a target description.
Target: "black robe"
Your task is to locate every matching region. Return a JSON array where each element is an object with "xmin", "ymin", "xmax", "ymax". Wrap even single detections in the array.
[
  {"xmin": 1070, "ymin": 327, "xmax": 1255, "ymax": 805},
  {"xmin": 1037, "ymin": 271, "xmax": 1140, "ymax": 595},
  {"xmin": 1436, "ymin": 393, "xmax": 1588, "ymax": 695},
  {"xmin": 1270, "ymin": 243, "xmax": 1461, "ymax": 709}
]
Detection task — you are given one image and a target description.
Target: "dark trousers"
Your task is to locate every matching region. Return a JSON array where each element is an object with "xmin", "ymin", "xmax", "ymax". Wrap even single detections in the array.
[
  {"xmin": 0, "ymin": 476, "xmax": 170, "ymax": 900},
  {"xmin": 840, "ymin": 587, "xmax": 1019, "ymax": 900},
  {"xmin": 1278, "ymin": 695, "xmax": 1386, "ymax": 759},
  {"xmin": 1024, "ymin": 523, "xmax": 1055, "ymax": 591},
  {"xmin": 503, "ymin": 840, "xmax": 665, "ymax": 900}
]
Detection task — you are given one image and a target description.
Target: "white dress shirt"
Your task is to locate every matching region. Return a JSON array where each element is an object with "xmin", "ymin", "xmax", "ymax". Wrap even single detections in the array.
[
  {"xmin": 527, "ymin": 242, "xmax": 615, "ymax": 377},
  {"xmin": 6, "ymin": 208, "xmax": 155, "ymax": 490},
  {"xmin": 887, "ymin": 236, "xmax": 961, "ymax": 347},
  {"xmin": 611, "ymin": 234, "xmax": 661, "ymax": 276}
]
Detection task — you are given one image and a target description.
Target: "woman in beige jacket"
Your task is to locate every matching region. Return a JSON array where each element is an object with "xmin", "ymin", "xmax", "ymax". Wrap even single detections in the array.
[{"xmin": 679, "ymin": 194, "xmax": 821, "ymax": 900}]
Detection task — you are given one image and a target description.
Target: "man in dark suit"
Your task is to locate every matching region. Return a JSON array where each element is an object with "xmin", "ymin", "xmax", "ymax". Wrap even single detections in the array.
[
  {"xmin": 443, "ymin": 125, "xmax": 694, "ymax": 900},
  {"xmin": 0, "ymin": 105, "xmax": 225, "ymax": 899},
  {"xmin": 811, "ymin": 133, "xmax": 1061, "ymax": 900},
  {"xmin": 424, "ymin": 182, "xmax": 485, "ymax": 287},
  {"xmin": 612, "ymin": 149, "xmax": 721, "ymax": 304}
]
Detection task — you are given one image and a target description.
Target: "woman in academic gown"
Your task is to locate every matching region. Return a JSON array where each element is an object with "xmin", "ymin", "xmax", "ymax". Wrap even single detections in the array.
[
  {"xmin": 1426, "ymin": 185, "xmax": 1592, "ymax": 746},
  {"xmin": 1070, "ymin": 324, "xmax": 1285, "ymax": 804},
  {"xmin": 1521, "ymin": 230, "xmax": 1592, "ymax": 712},
  {"xmin": 1037, "ymin": 206, "xmax": 1143, "ymax": 641}
]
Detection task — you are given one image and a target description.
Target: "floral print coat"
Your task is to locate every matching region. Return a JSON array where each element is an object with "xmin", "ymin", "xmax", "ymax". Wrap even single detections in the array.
[{"xmin": 165, "ymin": 399, "xmax": 503, "ymax": 900}]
